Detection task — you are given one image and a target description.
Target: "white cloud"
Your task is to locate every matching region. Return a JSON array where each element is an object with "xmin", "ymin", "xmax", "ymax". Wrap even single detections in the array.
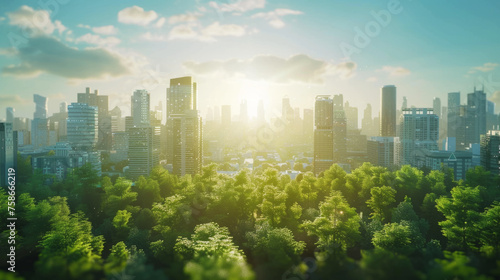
[
  {"xmin": 7, "ymin": 5, "xmax": 67, "ymax": 35},
  {"xmin": 468, "ymin": 62, "xmax": 498, "ymax": 74},
  {"xmin": 168, "ymin": 13, "xmax": 199, "ymax": 24},
  {"xmin": 377, "ymin": 66, "xmax": 411, "ymax": 76},
  {"xmin": 77, "ymin": 23, "xmax": 91, "ymax": 29},
  {"xmin": 155, "ymin": 17, "xmax": 166, "ymax": 28},
  {"xmin": 202, "ymin": 22, "xmax": 246, "ymax": 37},
  {"xmin": 141, "ymin": 32, "xmax": 166, "ymax": 41},
  {"xmin": 92, "ymin": 25, "xmax": 118, "ymax": 35},
  {"xmin": 183, "ymin": 54, "xmax": 356, "ymax": 84},
  {"xmin": 252, "ymin": 8, "xmax": 303, "ymax": 28},
  {"xmin": 75, "ymin": 33, "xmax": 121, "ymax": 46},
  {"xmin": 168, "ymin": 24, "xmax": 202, "ymax": 40},
  {"xmin": 366, "ymin": 76, "xmax": 378, "ymax": 82},
  {"xmin": 209, "ymin": 0, "xmax": 266, "ymax": 12},
  {"xmin": 168, "ymin": 22, "xmax": 247, "ymax": 41},
  {"xmin": 1, "ymin": 36, "xmax": 131, "ymax": 79},
  {"xmin": 118, "ymin": 6, "xmax": 158, "ymax": 26}
]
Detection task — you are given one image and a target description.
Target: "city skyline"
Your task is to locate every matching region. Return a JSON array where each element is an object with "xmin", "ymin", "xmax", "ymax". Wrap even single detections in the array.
[{"xmin": 1, "ymin": 1, "xmax": 500, "ymax": 121}]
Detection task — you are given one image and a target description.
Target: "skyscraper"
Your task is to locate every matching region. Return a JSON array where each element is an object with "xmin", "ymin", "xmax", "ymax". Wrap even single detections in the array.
[
  {"xmin": 6, "ymin": 108, "xmax": 14, "ymax": 123},
  {"xmin": 447, "ymin": 92, "xmax": 461, "ymax": 139},
  {"xmin": 77, "ymin": 87, "xmax": 111, "ymax": 150},
  {"xmin": 131, "ymin": 90, "xmax": 151, "ymax": 127},
  {"xmin": 166, "ymin": 76, "xmax": 202, "ymax": 175},
  {"xmin": 31, "ymin": 94, "xmax": 49, "ymax": 148},
  {"xmin": 380, "ymin": 85, "xmax": 397, "ymax": 137},
  {"xmin": 67, "ymin": 103, "xmax": 98, "ymax": 150},
  {"xmin": 314, "ymin": 96, "xmax": 333, "ymax": 174},
  {"xmin": 128, "ymin": 90, "xmax": 159, "ymax": 179},
  {"xmin": 240, "ymin": 100, "xmax": 248, "ymax": 124},
  {"xmin": 466, "ymin": 88, "xmax": 486, "ymax": 146},
  {"xmin": 344, "ymin": 101, "xmax": 358, "ymax": 130},
  {"xmin": 480, "ymin": 130, "xmax": 500, "ymax": 175},
  {"xmin": 399, "ymin": 108, "xmax": 439, "ymax": 166},
  {"xmin": 0, "ymin": 122, "xmax": 17, "ymax": 187},
  {"xmin": 33, "ymin": 94, "xmax": 48, "ymax": 119},
  {"xmin": 433, "ymin": 97, "xmax": 441, "ymax": 118}
]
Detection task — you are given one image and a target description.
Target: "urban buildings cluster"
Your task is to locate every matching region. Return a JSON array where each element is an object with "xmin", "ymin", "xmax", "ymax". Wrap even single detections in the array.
[
  {"xmin": 313, "ymin": 85, "xmax": 500, "ymax": 180},
  {"xmin": 1, "ymin": 79, "xmax": 500, "ymax": 186}
]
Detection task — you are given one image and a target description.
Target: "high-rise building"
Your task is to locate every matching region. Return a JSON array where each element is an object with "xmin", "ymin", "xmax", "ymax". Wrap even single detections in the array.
[
  {"xmin": 127, "ymin": 90, "xmax": 159, "ymax": 178},
  {"xmin": 399, "ymin": 108, "xmax": 439, "ymax": 166},
  {"xmin": 166, "ymin": 76, "xmax": 202, "ymax": 175},
  {"xmin": 282, "ymin": 96, "xmax": 294, "ymax": 124},
  {"xmin": 67, "ymin": 103, "xmax": 98, "ymax": 150},
  {"xmin": 77, "ymin": 87, "xmax": 111, "ymax": 150},
  {"xmin": 367, "ymin": 136, "xmax": 397, "ymax": 169},
  {"xmin": 433, "ymin": 98, "xmax": 441, "ymax": 118},
  {"xmin": 380, "ymin": 85, "xmax": 397, "ymax": 137},
  {"xmin": 344, "ymin": 101, "xmax": 358, "ymax": 130},
  {"xmin": 6, "ymin": 108, "xmax": 14, "ymax": 123},
  {"xmin": 465, "ymin": 88, "xmax": 486, "ymax": 146},
  {"xmin": 0, "ymin": 122, "xmax": 17, "ymax": 187},
  {"xmin": 32, "ymin": 94, "xmax": 49, "ymax": 148},
  {"xmin": 361, "ymin": 103, "xmax": 374, "ymax": 136},
  {"xmin": 333, "ymin": 109, "xmax": 347, "ymax": 163},
  {"xmin": 171, "ymin": 110, "xmax": 203, "ymax": 176},
  {"xmin": 128, "ymin": 126, "xmax": 160, "ymax": 179},
  {"xmin": 303, "ymin": 108, "xmax": 313, "ymax": 137},
  {"xmin": 240, "ymin": 100, "xmax": 248, "ymax": 124},
  {"xmin": 33, "ymin": 94, "xmax": 48, "ymax": 119},
  {"xmin": 447, "ymin": 92, "xmax": 461, "ymax": 139},
  {"xmin": 480, "ymin": 130, "xmax": 500, "ymax": 175},
  {"xmin": 314, "ymin": 96, "xmax": 333, "ymax": 174}
]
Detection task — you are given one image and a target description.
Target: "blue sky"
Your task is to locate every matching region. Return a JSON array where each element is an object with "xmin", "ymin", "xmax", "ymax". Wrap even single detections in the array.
[{"xmin": 1, "ymin": 0, "xmax": 500, "ymax": 121}]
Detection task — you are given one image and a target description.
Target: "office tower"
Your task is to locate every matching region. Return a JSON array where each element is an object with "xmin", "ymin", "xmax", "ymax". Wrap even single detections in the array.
[
  {"xmin": 31, "ymin": 94, "xmax": 49, "ymax": 148},
  {"xmin": 131, "ymin": 90, "xmax": 151, "ymax": 128},
  {"xmin": 34, "ymin": 94, "xmax": 48, "ymax": 119},
  {"xmin": 171, "ymin": 110, "xmax": 202, "ymax": 176},
  {"xmin": 77, "ymin": 87, "xmax": 111, "ymax": 150},
  {"xmin": 380, "ymin": 85, "xmax": 397, "ymax": 137},
  {"xmin": 333, "ymin": 108, "xmax": 347, "ymax": 163},
  {"xmin": 282, "ymin": 96, "xmax": 294, "ymax": 124},
  {"xmin": 402, "ymin": 96, "xmax": 407, "ymax": 110},
  {"xmin": 60, "ymin": 102, "xmax": 68, "ymax": 113},
  {"xmin": 240, "ymin": 100, "xmax": 248, "ymax": 124},
  {"xmin": 344, "ymin": 101, "xmax": 358, "ymax": 130},
  {"xmin": 486, "ymin": 100, "xmax": 497, "ymax": 131},
  {"xmin": 127, "ymin": 90, "xmax": 159, "ymax": 178},
  {"xmin": 362, "ymin": 103, "xmax": 374, "ymax": 136},
  {"xmin": 314, "ymin": 96, "xmax": 334, "ymax": 174},
  {"xmin": 110, "ymin": 106, "xmax": 123, "ymax": 132},
  {"xmin": 166, "ymin": 76, "xmax": 202, "ymax": 175},
  {"xmin": 258, "ymin": 100, "xmax": 265, "ymax": 124},
  {"xmin": 0, "ymin": 123, "xmax": 17, "ymax": 187},
  {"xmin": 333, "ymin": 94, "xmax": 343, "ymax": 111},
  {"xmin": 367, "ymin": 136, "xmax": 397, "ymax": 168},
  {"xmin": 6, "ymin": 108, "xmax": 14, "ymax": 123},
  {"xmin": 433, "ymin": 97, "xmax": 441, "ymax": 118},
  {"xmin": 303, "ymin": 108, "xmax": 313, "ymax": 137},
  {"xmin": 67, "ymin": 103, "xmax": 98, "ymax": 150},
  {"xmin": 465, "ymin": 88, "xmax": 486, "ymax": 146},
  {"xmin": 221, "ymin": 105, "xmax": 231, "ymax": 127},
  {"xmin": 480, "ymin": 130, "xmax": 500, "ymax": 175},
  {"xmin": 447, "ymin": 92, "xmax": 461, "ymax": 139},
  {"xmin": 422, "ymin": 150, "xmax": 472, "ymax": 180},
  {"xmin": 399, "ymin": 108, "xmax": 439, "ymax": 166},
  {"xmin": 13, "ymin": 117, "xmax": 30, "ymax": 146},
  {"xmin": 128, "ymin": 126, "xmax": 160, "ymax": 179}
]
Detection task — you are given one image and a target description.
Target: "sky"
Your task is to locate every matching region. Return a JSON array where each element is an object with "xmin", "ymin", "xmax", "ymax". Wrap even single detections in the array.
[{"xmin": 1, "ymin": 0, "xmax": 500, "ymax": 122}]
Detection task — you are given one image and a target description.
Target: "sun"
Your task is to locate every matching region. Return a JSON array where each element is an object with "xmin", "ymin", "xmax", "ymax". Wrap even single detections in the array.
[{"xmin": 238, "ymin": 81, "xmax": 269, "ymax": 119}]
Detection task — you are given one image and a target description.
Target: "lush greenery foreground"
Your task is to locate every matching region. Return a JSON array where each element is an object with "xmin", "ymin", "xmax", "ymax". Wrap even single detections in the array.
[{"xmin": 1, "ymin": 157, "xmax": 500, "ymax": 280}]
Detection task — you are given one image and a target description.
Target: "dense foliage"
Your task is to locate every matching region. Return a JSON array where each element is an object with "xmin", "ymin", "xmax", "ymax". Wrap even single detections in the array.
[{"xmin": 1, "ymin": 161, "xmax": 500, "ymax": 279}]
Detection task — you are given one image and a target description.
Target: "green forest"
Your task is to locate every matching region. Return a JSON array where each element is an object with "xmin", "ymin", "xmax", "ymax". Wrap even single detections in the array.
[{"xmin": 1, "ymin": 157, "xmax": 500, "ymax": 280}]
